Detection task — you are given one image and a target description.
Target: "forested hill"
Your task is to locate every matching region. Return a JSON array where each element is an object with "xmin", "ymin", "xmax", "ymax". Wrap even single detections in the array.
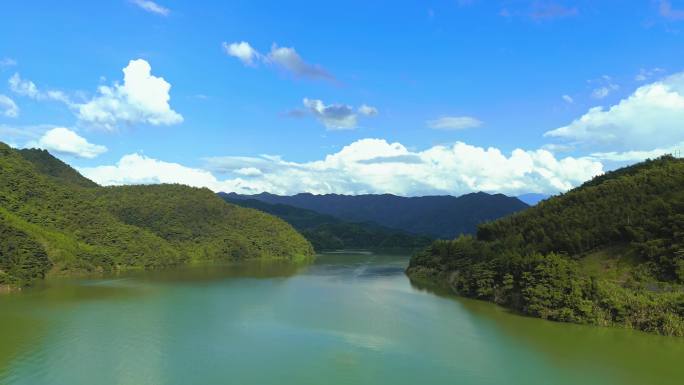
[
  {"xmin": 222, "ymin": 192, "xmax": 528, "ymax": 239},
  {"xmin": 17, "ymin": 148, "xmax": 98, "ymax": 188},
  {"xmin": 0, "ymin": 142, "xmax": 313, "ymax": 289},
  {"xmin": 408, "ymin": 155, "xmax": 684, "ymax": 336},
  {"xmin": 221, "ymin": 196, "xmax": 433, "ymax": 251}
]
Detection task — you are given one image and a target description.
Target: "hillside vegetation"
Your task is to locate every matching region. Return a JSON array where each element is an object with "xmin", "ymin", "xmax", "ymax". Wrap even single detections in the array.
[
  {"xmin": 224, "ymin": 191, "xmax": 528, "ymax": 239},
  {"xmin": 408, "ymin": 156, "xmax": 684, "ymax": 336},
  {"xmin": 0, "ymin": 142, "xmax": 313, "ymax": 289},
  {"xmin": 221, "ymin": 196, "xmax": 433, "ymax": 251}
]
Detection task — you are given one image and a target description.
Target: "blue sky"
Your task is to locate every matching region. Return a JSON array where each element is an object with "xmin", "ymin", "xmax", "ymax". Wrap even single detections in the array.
[{"xmin": 1, "ymin": 0, "xmax": 684, "ymax": 196}]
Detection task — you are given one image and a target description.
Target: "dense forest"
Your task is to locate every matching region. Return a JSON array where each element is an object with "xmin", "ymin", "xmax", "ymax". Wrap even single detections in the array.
[
  {"xmin": 225, "ymin": 191, "xmax": 529, "ymax": 238},
  {"xmin": 0, "ymin": 143, "xmax": 313, "ymax": 289},
  {"xmin": 221, "ymin": 196, "xmax": 433, "ymax": 251},
  {"xmin": 408, "ymin": 155, "xmax": 684, "ymax": 336}
]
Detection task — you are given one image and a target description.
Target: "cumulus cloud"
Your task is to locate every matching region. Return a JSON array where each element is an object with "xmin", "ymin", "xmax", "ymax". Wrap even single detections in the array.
[
  {"xmin": 303, "ymin": 98, "xmax": 356, "ymax": 129},
  {"xmin": 223, "ymin": 41, "xmax": 334, "ymax": 81},
  {"xmin": 222, "ymin": 41, "xmax": 260, "ymax": 66},
  {"xmin": 427, "ymin": 116, "xmax": 482, "ymax": 130},
  {"xmin": 562, "ymin": 94, "xmax": 574, "ymax": 104},
  {"xmin": 297, "ymin": 99, "xmax": 377, "ymax": 130},
  {"xmin": 545, "ymin": 71, "xmax": 684, "ymax": 152},
  {"xmin": 130, "ymin": 0, "xmax": 170, "ymax": 16},
  {"xmin": 358, "ymin": 104, "xmax": 378, "ymax": 116},
  {"xmin": 0, "ymin": 95, "xmax": 19, "ymax": 118},
  {"xmin": 80, "ymin": 153, "xmax": 223, "ymax": 187},
  {"xmin": 77, "ymin": 59, "xmax": 183, "ymax": 130},
  {"xmin": 29, "ymin": 127, "xmax": 107, "ymax": 158},
  {"xmin": 8, "ymin": 73, "xmax": 71, "ymax": 103},
  {"xmin": 81, "ymin": 138, "xmax": 603, "ymax": 196}
]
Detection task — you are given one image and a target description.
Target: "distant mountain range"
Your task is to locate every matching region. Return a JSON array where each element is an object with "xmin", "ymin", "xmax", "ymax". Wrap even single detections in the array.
[
  {"xmin": 221, "ymin": 196, "xmax": 433, "ymax": 251},
  {"xmin": 221, "ymin": 192, "xmax": 528, "ymax": 239}
]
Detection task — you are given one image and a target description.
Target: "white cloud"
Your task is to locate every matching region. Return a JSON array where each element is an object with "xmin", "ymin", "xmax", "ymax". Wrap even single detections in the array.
[
  {"xmin": 9, "ymin": 73, "xmax": 39, "ymax": 98},
  {"xmin": 8, "ymin": 73, "xmax": 71, "ymax": 103},
  {"xmin": 80, "ymin": 153, "xmax": 222, "ymax": 187},
  {"xmin": 302, "ymin": 98, "xmax": 358, "ymax": 130},
  {"xmin": 562, "ymin": 94, "xmax": 574, "ymax": 104},
  {"xmin": 81, "ymin": 138, "xmax": 603, "ymax": 196},
  {"xmin": 545, "ymin": 71, "xmax": 684, "ymax": 152},
  {"xmin": 358, "ymin": 104, "xmax": 379, "ymax": 116},
  {"xmin": 589, "ymin": 142, "xmax": 684, "ymax": 162},
  {"xmin": 29, "ymin": 127, "xmax": 107, "ymax": 159},
  {"xmin": 266, "ymin": 44, "xmax": 333, "ymax": 81},
  {"xmin": 0, "ymin": 95, "xmax": 19, "ymax": 118},
  {"xmin": 427, "ymin": 116, "xmax": 482, "ymax": 130},
  {"xmin": 77, "ymin": 59, "xmax": 183, "ymax": 130},
  {"xmin": 222, "ymin": 41, "xmax": 259, "ymax": 66},
  {"xmin": 591, "ymin": 84, "xmax": 619, "ymax": 99},
  {"xmin": 234, "ymin": 167, "xmax": 263, "ymax": 176},
  {"xmin": 130, "ymin": 0, "xmax": 170, "ymax": 16},
  {"xmin": 223, "ymin": 41, "xmax": 334, "ymax": 81},
  {"xmin": 635, "ymin": 67, "xmax": 665, "ymax": 82}
]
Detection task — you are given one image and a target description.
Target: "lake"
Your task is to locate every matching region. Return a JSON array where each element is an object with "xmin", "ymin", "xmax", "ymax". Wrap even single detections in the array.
[{"xmin": 1, "ymin": 251, "xmax": 682, "ymax": 385}]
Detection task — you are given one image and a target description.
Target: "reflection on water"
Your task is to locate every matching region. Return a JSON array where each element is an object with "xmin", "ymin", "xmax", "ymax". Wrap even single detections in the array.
[
  {"xmin": 410, "ymin": 278, "xmax": 684, "ymax": 385},
  {"xmin": 0, "ymin": 251, "xmax": 682, "ymax": 385}
]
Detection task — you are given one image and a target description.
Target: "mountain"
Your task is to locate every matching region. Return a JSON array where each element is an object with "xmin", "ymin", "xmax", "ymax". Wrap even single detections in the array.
[
  {"xmin": 221, "ymin": 195, "xmax": 433, "ymax": 251},
  {"xmin": 0, "ymin": 143, "xmax": 313, "ymax": 289},
  {"xmin": 516, "ymin": 193, "xmax": 550, "ymax": 206},
  {"xmin": 17, "ymin": 148, "xmax": 99, "ymax": 188},
  {"xmin": 407, "ymin": 155, "xmax": 684, "ymax": 336},
  {"xmin": 223, "ymin": 192, "xmax": 529, "ymax": 239}
]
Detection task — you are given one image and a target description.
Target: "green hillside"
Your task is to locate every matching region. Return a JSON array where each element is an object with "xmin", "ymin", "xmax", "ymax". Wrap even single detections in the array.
[
  {"xmin": 408, "ymin": 155, "xmax": 684, "ymax": 336},
  {"xmin": 222, "ymin": 196, "xmax": 433, "ymax": 251},
  {"xmin": 17, "ymin": 148, "xmax": 98, "ymax": 188},
  {"xmin": 0, "ymin": 143, "xmax": 313, "ymax": 289}
]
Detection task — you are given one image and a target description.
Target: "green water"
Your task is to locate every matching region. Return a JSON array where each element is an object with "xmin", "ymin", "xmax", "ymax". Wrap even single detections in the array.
[{"xmin": 1, "ymin": 252, "xmax": 682, "ymax": 385}]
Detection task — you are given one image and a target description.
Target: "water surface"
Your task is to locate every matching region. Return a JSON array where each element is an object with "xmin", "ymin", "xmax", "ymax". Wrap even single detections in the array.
[{"xmin": 1, "ymin": 252, "xmax": 682, "ymax": 385}]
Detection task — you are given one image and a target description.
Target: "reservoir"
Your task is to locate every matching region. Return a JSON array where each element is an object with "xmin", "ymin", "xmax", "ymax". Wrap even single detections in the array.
[{"xmin": 1, "ymin": 251, "xmax": 682, "ymax": 385}]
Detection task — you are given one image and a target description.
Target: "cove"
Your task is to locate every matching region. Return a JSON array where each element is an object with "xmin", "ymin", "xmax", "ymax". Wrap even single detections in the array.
[{"xmin": 0, "ymin": 251, "xmax": 682, "ymax": 385}]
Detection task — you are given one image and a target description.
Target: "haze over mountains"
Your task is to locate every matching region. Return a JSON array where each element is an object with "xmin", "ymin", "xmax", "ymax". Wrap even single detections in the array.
[{"xmin": 222, "ymin": 192, "xmax": 529, "ymax": 239}]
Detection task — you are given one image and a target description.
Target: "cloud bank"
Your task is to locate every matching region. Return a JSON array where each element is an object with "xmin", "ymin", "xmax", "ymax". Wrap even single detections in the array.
[
  {"xmin": 545, "ymin": 71, "xmax": 684, "ymax": 153},
  {"xmin": 80, "ymin": 138, "xmax": 603, "ymax": 196}
]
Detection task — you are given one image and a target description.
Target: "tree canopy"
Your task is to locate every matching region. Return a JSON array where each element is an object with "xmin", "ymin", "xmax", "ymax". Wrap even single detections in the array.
[
  {"xmin": 0, "ymin": 142, "xmax": 313, "ymax": 288},
  {"xmin": 408, "ymin": 155, "xmax": 684, "ymax": 336}
]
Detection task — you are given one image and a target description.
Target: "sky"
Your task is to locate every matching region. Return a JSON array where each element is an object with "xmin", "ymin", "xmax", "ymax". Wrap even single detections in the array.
[{"xmin": 1, "ymin": 0, "xmax": 684, "ymax": 196}]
